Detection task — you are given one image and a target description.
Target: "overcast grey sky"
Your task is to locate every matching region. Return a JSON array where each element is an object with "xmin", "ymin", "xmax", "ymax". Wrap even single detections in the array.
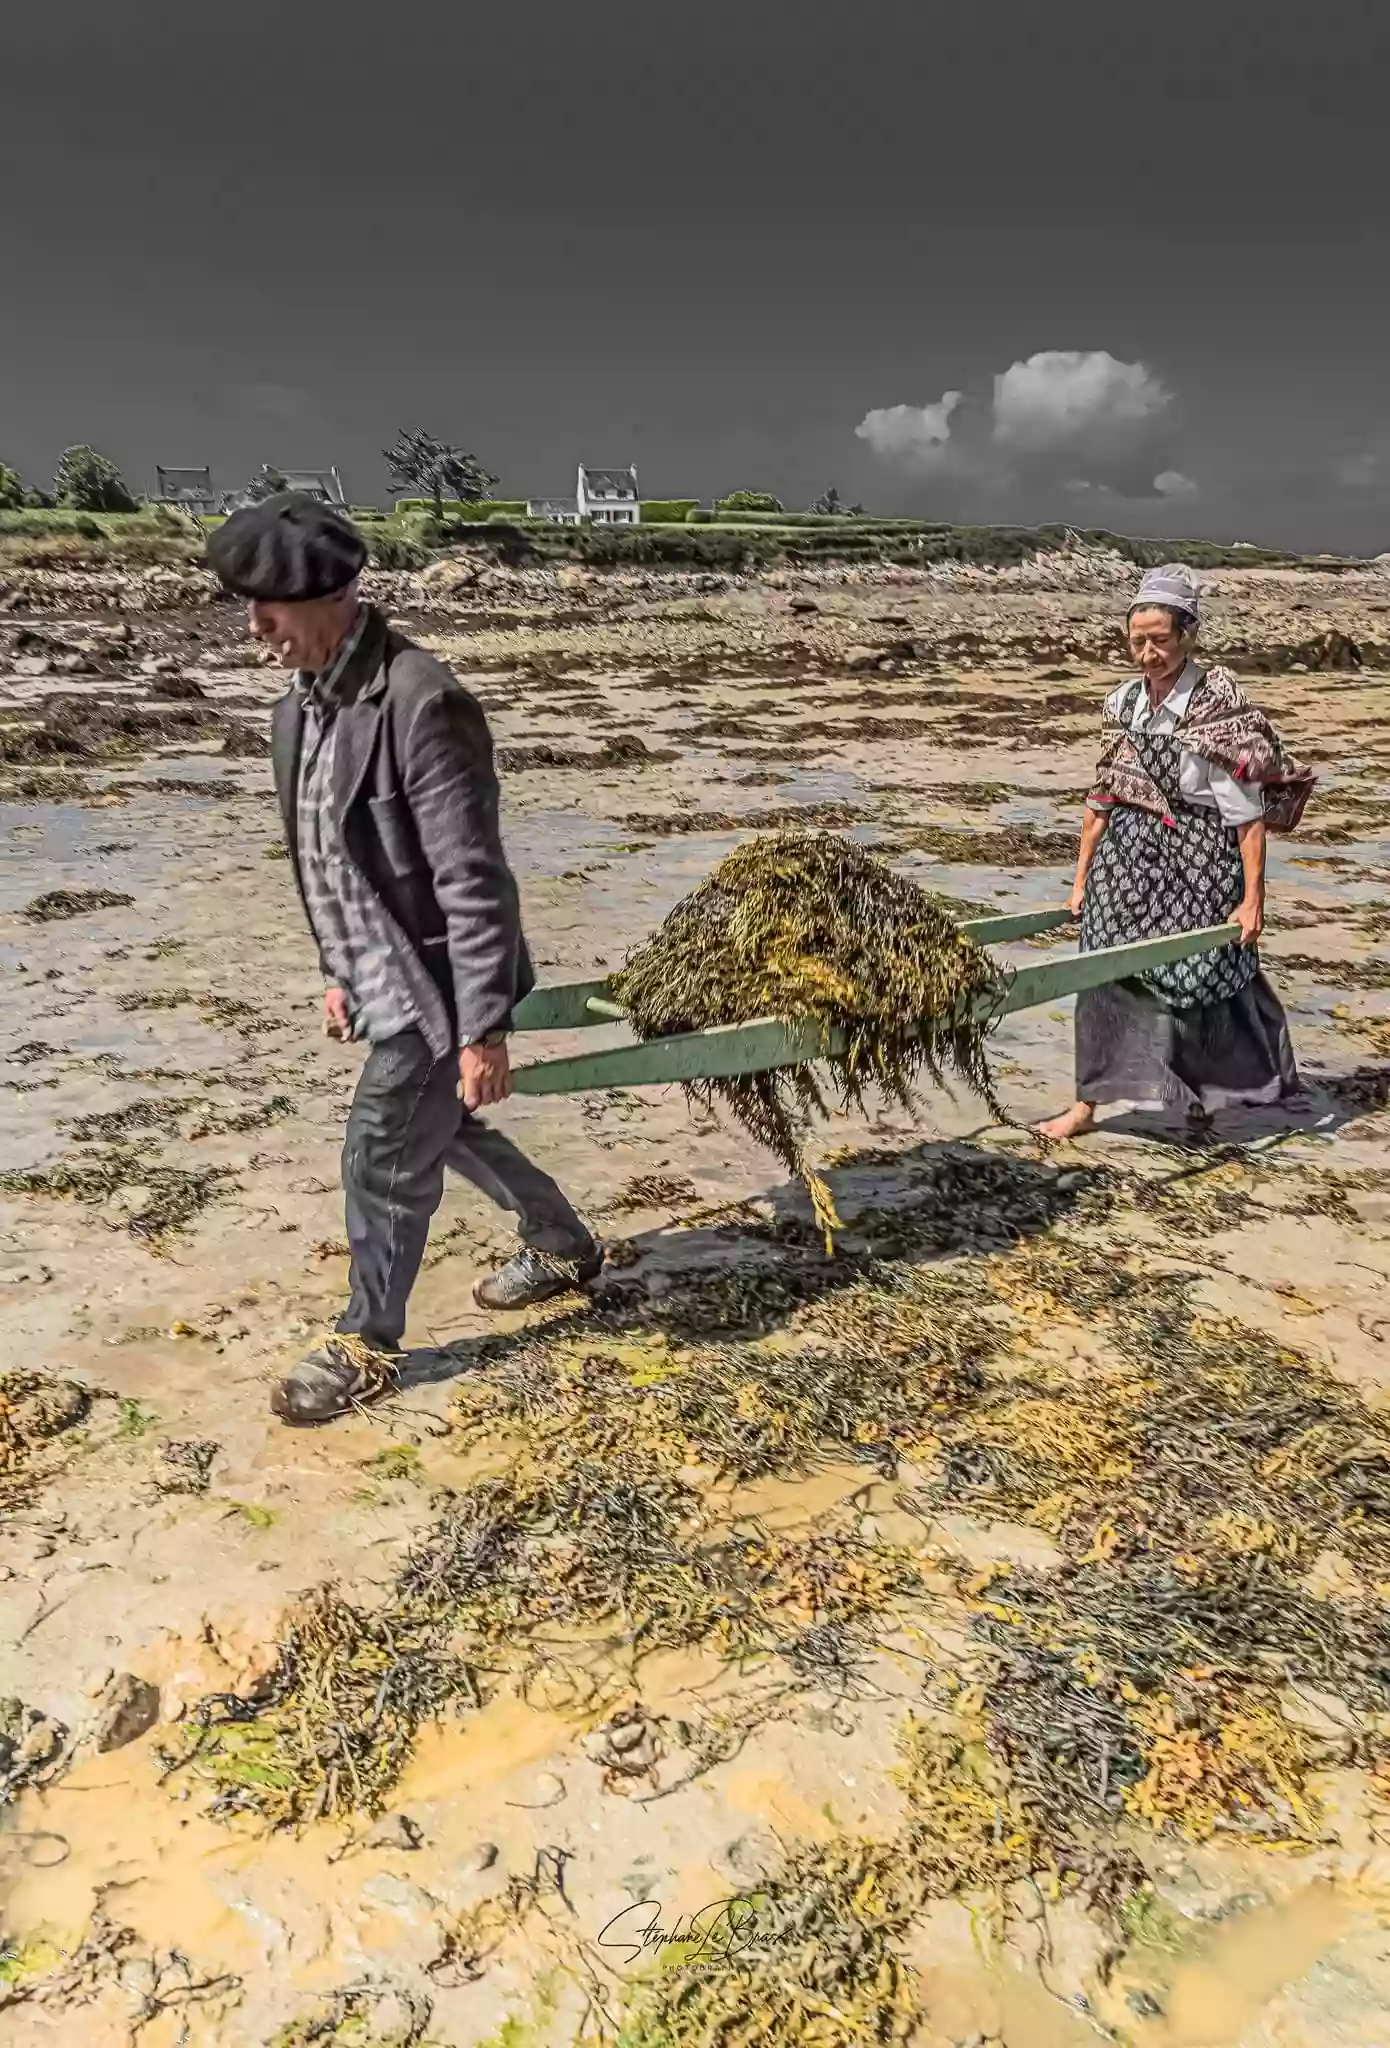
[{"xmin": 3, "ymin": 0, "xmax": 1386, "ymax": 549}]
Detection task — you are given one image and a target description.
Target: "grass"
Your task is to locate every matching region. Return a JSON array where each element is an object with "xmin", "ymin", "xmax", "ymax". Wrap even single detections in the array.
[
  {"xmin": 117, "ymin": 1397, "xmax": 158, "ymax": 1438},
  {"xmin": 218, "ymin": 1499, "xmax": 278, "ymax": 1530},
  {"xmin": 0, "ymin": 502, "xmax": 1367, "ymax": 576}
]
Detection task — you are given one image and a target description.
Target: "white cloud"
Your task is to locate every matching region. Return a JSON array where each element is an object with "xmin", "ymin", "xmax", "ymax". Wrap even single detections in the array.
[
  {"xmin": 991, "ymin": 350, "xmax": 1170, "ymax": 452},
  {"xmin": 854, "ymin": 391, "xmax": 962, "ymax": 468},
  {"xmin": 855, "ymin": 349, "xmax": 1181, "ymax": 499}
]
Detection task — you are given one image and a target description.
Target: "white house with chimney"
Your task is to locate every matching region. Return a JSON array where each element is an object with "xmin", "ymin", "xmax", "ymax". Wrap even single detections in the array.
[
  {"xmin": 578, "ymin": 464, "xmax": 639, "ymax": 523},
  {"xmin": 527, "ymin": 464, "xmax": 640, "ymax": 525}
]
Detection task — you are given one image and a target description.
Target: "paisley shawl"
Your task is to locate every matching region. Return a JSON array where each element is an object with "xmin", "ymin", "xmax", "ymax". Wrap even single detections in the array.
[{"xmin": 1087, "ymin": 664, "xmax": 1316, "ymax": 834}]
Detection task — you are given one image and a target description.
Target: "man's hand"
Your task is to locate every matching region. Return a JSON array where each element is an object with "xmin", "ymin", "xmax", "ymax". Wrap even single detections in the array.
[
  {"xmin": 323, "ymin": 987, "xmax": 353, "ymax": 1040},
  {"xmin": 1234, "ymin": 896, "xmax": 1264, "ymax": 947},
  {"xmin": 458, "ymin": 1039, "xmax": 511, "ymax": 1111}
]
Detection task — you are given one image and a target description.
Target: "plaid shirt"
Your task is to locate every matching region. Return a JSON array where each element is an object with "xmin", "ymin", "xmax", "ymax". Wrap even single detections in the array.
[{"xmin": 296, "ymin": 611, "xmax": 420, "ymax": 1043}]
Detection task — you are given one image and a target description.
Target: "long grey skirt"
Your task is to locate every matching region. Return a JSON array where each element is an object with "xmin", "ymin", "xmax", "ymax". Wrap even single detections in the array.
[{"xmin": 1075, "ymin": 970, "xmax": 1300, "ymax": 1116}]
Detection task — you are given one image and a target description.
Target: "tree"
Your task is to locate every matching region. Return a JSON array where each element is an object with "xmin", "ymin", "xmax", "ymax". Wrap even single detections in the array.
[
  {"xmin": 718, "ymin": 490, "xmax": 783, "ymax": 513},
  {"xmin": 241, "ymin": 465, "xmax": 290, "ymax": 504},
  {"xmin": 382, "ymin": 429, "xmax": 498, "ymax": 517},
  {"xmin": 0, "ymin": 464, "xmax": 25, "ymax": 510},
  {"xmin": 808, "ymin": 486, "xmax": 866, "ymax": 516},
  {"xmin": 54, "ymin": 446, "xmax": 137, "ymax": 513}
]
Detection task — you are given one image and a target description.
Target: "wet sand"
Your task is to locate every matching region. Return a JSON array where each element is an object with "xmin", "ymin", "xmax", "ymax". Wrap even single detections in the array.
[{"xmin": 2, "ymin": 558, "xmax": 1389, "ymax": 2044}]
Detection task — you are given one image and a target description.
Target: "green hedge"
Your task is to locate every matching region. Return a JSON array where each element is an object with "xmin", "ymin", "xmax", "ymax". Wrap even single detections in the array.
[
  {"xmin": 638, "ymin": 499, "xmax": 700, "ymax": 524},
  {"xmin": 393, "ymin": 498, "xmax": 527, "ymax": 518}
]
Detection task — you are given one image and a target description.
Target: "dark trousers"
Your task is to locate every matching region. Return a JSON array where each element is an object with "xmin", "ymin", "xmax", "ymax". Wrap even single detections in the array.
[{"xmin": 337, "ymin": 1030, "xmax": 592, "ymax": 1349}]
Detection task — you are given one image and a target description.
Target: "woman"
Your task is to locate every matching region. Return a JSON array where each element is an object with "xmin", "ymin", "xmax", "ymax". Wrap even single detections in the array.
[{"xmin": 1037, "ymin": 564, "xmax": 1315, "ymax": 1141}]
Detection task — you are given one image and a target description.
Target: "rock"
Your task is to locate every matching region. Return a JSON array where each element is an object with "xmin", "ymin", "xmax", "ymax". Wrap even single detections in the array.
[
  {"xmin": 417, "ymin": 556, "xmax": 478, "ymax": 596},
  {"xmin": 0, "ymin": 1698, "xmax": 68, "ymax": 1792},
  {"xmin": 530, "ymin": 1771, "xmax": 566, "ymax": 1805},
  {"xmin": 367, "ymin": 1811, "xmax": 423, "ymax": 1852},
  {"xmin": 788, "ymin": 596, "xmax": 818, "ymax": 614},
  {"xmin": 464, "ymin": 1840, "xmax": 499, "ymax": 1873},
  {"xmin": 91, "ymin": 1672, "xmax": 160, "ymax": 1752},
  {"xmin": 138, "ymin": 654, "xmax": 180, "ymax": 676},
  {"xmin": 1127, "ymin": 1989, "xmax": 1164, "ymax": 2018},
  {"xmin": 14, "ymin": 1714, "xmax": 65, "ymax": 1770},
  {"xmin": 149, "ymin": 672, "xmax": 206, "ymax": 700},
  {"xmin": 845, "ymin": 645, "xmax": 880, "ymax": 671},
  {"xmin": 14, "ymin": 655, "xmax": 51, "ymax": 677}
]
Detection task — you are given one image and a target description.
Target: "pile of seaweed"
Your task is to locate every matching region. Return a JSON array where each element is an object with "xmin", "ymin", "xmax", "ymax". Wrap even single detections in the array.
[
  {"xmin": 152, "ymin": 1146, "xmax": 1390, "ymax": 2041},
  {"xmin": 161, "ymin": 1249, "xmax": 1002, "ymax": 1828},
  {"xmin": 612, "ymin": 832, "xmax": 1007, "ymax": 1239}
]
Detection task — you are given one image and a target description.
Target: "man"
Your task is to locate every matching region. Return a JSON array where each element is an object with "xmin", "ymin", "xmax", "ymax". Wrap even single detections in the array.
[{"xmin": 207, "ymin": 493, "xmax": 601, "ymax": 1424}]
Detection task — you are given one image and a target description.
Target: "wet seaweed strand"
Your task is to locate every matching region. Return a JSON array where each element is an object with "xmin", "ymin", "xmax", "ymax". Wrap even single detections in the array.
[{"xmin": 612, "ymin": 832, "xmax": 1008, "ymax": 1242}]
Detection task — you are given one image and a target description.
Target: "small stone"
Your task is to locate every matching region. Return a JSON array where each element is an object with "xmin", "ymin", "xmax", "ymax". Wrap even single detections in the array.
[
  {"xmin": 606, "ymin": 1718, "xmax": 648, "ymax": 1755},
  {"xmin": 1127, "ymin": 1989, "xmax": 1164, "ymax": 2018},
  {"xmin": 14, "ymin": 1715, "xmax": 65, "ymax": 1770},
  {"xmin": 366, "ymin": 1811, "xmax": 423, "ymax": 1852},
  {"xmin": 531, "ymin": 1771, "xmax": 565, "ymax": 1804},
  {"xmin": 117, "ymin": 1955, "xmax": 159, "ymax": 2005},
  {"xmin": 92, "ymin": 1672, "xmax": 160, "ymax": 1752},
  {"xmin": 14, "ymin": 655, "xmax": 52, "ymax": 677},
  {"xmin": 465, "ymin": 1840, "xmax": 499, "ymax": 1873}
]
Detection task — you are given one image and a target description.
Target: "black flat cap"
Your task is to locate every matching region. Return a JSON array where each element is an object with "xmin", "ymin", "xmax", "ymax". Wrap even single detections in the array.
[{"xmin": 206, "ymin": 492, "xmax": 368, "ymax": 601}]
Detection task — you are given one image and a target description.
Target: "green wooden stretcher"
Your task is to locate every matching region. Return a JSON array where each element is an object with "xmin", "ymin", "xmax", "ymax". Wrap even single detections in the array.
[{"xmin": 501, "ymin": 905, "xmax": 1241, "ymax": 1097}]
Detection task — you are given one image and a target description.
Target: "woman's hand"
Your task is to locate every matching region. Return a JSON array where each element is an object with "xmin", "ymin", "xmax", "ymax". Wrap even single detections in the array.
[
  {"xmin": 1068, "ymin": 878, "xmax": 1086, "ymax": 918},
  {"xmin": 1234, "ymin": 895, "xmax": 1264, "ymax": 946}
]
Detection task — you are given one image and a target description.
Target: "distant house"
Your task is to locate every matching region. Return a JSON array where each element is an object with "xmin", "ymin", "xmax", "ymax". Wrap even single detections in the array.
[
  {"xmin": 578, "ymin": 464, "xmax": 639, "ymax": 524},
  {"xmin": 277, "ymin": 467, "xmax": 348, "ymax": 508},
  {"xmin": 218, "ymin": 465, "xmax": 349, "ymax": 515},
  {"xmin": 526, "ymin": 496, "xmax": 583, "ymax": 525},
  {"xmin": 526, "ymin": 464, "xmax": 642, "ymax": 525},
  {"xmin": 155, "ymin": 466, "xmax": 218, "ymax": 514}
]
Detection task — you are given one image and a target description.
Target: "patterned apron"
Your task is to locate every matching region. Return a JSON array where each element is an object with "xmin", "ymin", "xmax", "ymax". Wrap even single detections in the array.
[{"xmin": 1080, "ymin": 708, "xmax": 1256, "ymax": 1011}]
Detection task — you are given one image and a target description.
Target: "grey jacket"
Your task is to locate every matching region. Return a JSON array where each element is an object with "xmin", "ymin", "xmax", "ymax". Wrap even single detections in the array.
[{"xmin": 270, "ymin": 605, "xmax": 534, "ymax": 1054}]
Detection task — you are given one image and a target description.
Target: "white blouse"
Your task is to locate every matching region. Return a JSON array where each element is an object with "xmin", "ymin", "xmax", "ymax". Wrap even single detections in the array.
[{"xmin": 1095, "ymin": 662, "xmax": 1264, "ymax": 828}]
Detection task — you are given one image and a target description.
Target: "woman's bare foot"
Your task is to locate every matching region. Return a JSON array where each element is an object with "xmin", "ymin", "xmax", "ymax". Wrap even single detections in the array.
[{"xmin": 1034, "ymin": 1101, "xmax": 1096, "ymax": 1141}]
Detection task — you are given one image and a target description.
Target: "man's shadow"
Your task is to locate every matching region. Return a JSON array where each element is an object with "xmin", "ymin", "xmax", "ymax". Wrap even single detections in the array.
[
  {"xmin": 392, "ymin": 1133, "xmax": 1104, "ymax": 1395},
  {"xmin": 391, "ymin": 1063, "xmax": 1390, "ymax": 1398}
]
